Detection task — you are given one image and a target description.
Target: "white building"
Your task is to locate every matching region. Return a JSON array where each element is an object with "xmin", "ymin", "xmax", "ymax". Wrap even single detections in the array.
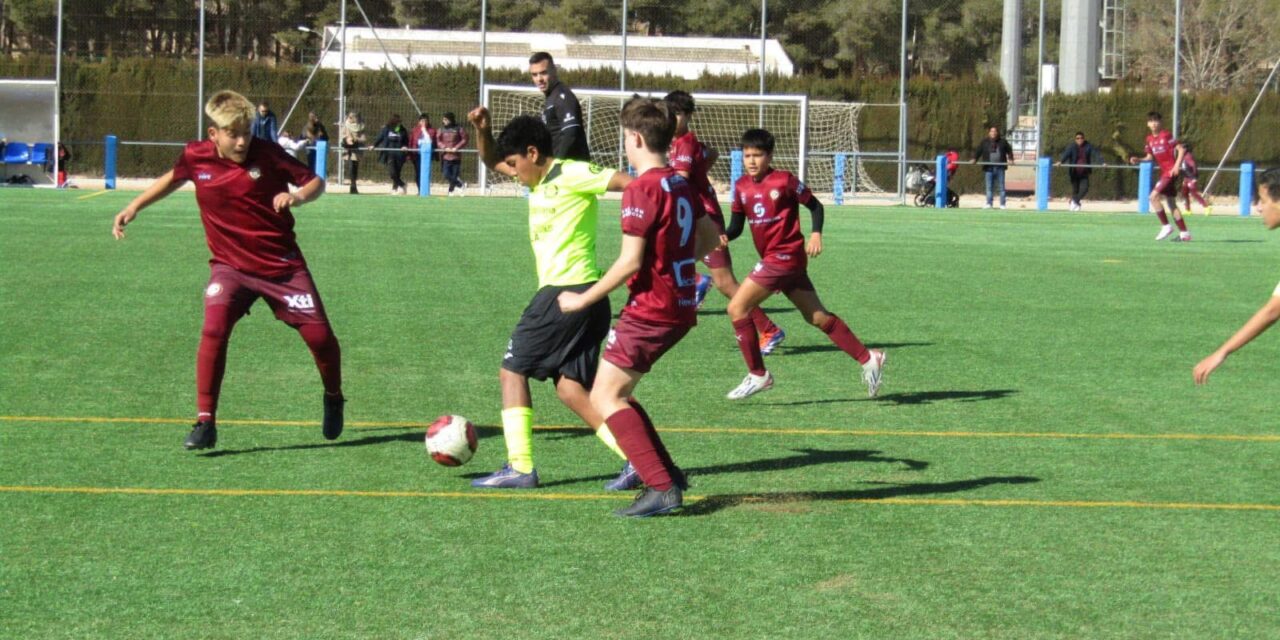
[{"xmin": 319, "ymin": 28, "xmax": 794, "ymax": 79}]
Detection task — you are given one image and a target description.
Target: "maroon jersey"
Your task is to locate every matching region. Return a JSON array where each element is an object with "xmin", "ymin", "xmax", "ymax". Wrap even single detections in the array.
[
  {"xmin": 1181, "ymin": 150, "xmax": 1199, "ymax": 179},
  {"xmin": 669, "ymin": 131, "xmax": 723, "ymax": 222},
  {"xmin": 731, "ymin": 169, "xmax": 813, "ymax": 268},
  {"xmin": 619, "ymin": 167, "xmax": 705, "ymax": 326},
  {"xmin": 171, "ymin": 138, "xmax": 318, "ymax": 278},
  {"xmin": 1145, "ymin": 130, "xmax": 1179, "ymax": 177}
]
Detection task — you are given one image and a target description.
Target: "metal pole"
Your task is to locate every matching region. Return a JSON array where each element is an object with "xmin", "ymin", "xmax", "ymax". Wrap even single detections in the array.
[
  {"xmin": 53, "ymin": 0, "xmax": 62, "ymax": 184},
  {"xmin": 350, "ymin": 0, "xmax": 421, "ymax": 115},
  {"xmin": 338, "ymin": 0, "xmax": 347, "ymax": 185},
  {"xmin": 619, "ymin": 0, "xmax": 628, "ymax": 171},
  {"xmin": 758, "ymin": 0, "xmax": 766, "ymax": 126},
  {"xmin": 198, "ymin": 0, "xmax": 205, "ymax": 137},
  {"xmin": 1203, "ymin": 55, "xmax": 1280, "ymax": 196},
  {"xmin": 897, "ymin": 0, "xmax": 908, "ymax": 203},
  {"xmin": 479, "ymin": 0, "xmax": 487, "ymax": 102},
  {"xmin": 1034, "ymin": 0, "xmax": 1045, "ymax": 160},
  {"xmin": 1172, "ymin": 0, "xmax": 1182, "ymax": 138}
]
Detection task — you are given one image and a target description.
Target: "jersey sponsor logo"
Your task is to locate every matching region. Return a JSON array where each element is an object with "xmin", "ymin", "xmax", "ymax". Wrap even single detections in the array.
[
  {"xmin": 606, "ymin": 329, "xmax": 618, "ymax": 346},
  {"xmin": 196, "ymin": 172, "xmax": 213, "ymax": 181},
  {"xmin": 622, "ymin": 206, "xmax": 646, "ymax": 219},
  {"xmin": 563, "ymin": 112, "xmax": 576, "ymax": 123},
  {"xmin": 205, "ymin": 283, "xmax": 223, "ymax": 297},
  {"xmin": 283, "ymin": 294, "xmax": 316, "ymax": 310},
  {"xmin": 753, "ymin": 202, "xmax": 767, "ymax": 217},
  {"xmin": 247, "ymin": 166, "xmax": 262, "ymax": 180}
]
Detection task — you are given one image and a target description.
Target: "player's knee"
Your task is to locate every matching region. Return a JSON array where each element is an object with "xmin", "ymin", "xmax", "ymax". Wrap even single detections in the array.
[
  {"xmin": 201, "ymin": 307, "xmax": 234, "ymax": 341},
  {"xmin": 808, "ymin": 310, "xmax": 832, "ymax": 328},
  {"xmin": 726, "ymin": 300, "xmax": 752, "ymax": 321},
  {"xmin": 297, "ymin": 323, "xmax": 338, "ymax": 350}
]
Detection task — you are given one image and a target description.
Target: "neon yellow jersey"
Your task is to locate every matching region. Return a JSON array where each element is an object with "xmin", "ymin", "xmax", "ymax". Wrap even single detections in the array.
[{"xmin": 527, "ymin": 159, "xmax": 614, "ymax": 288}]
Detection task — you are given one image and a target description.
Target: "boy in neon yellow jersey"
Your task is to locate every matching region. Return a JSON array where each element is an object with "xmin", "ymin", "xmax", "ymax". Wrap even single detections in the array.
[{"xmin": 467, "ymin": 106, "xmax": 637, "ymax": 489}]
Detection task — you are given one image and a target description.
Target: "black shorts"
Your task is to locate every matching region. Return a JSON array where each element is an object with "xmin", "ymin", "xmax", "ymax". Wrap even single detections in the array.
[{"xmin": 502, "ymin": 283, "xmax": 611, "ymax": 387}]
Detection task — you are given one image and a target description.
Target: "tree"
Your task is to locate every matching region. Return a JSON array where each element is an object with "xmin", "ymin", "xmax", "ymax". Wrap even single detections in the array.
[{"xmin": 1129, "ymin": 0, "xmax": 1280, "ymax": 91}]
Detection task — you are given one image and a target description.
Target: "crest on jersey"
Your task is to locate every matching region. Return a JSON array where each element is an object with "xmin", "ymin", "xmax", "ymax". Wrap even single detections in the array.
[
  {"xmin": 205, "ymin": 283, "xmax": 223, "ymax": 298},
  {"xmin": 544, "ymin": 185, "xmax": 559, "ymax": 197},
  {"xmin": 247, "ymin": 166, "xmax": 261, "ymax": 180},
  {"xmin": 769, "ymin": 189, "xmax": 780, "ymax": 200}
]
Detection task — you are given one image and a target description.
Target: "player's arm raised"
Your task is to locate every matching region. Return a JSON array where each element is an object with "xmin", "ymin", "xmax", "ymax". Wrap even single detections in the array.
[
  {"xmin": 467, "ymin": 106, "xmax": 516, "ymax": 178},
  {"xmin": 1193, "ymin": 295, "xmax": 1280, "ymax": 384},
  {"xmin": 558, "ymin": 234, "xmax": 646, "ymax": 314},
  {"xmin": 112, "ymin": 170, "xmax": 185, "ymax": 239}
]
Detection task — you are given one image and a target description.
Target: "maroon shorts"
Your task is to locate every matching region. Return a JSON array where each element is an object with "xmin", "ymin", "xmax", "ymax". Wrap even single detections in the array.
[
  {"xmin": 602, "ymin": 315, "xmax": 692, "ymax": 374},
  {"xmin": 1153, "ymin": 174, "xmax": 1180, "ymax": 198},
  {"xmin": 205, "ymin": 263, "xmax": 331, "ymax": 326},
  {"xmin": 746, "ymin": 259, "xmax": 815, "ymax": 294}
]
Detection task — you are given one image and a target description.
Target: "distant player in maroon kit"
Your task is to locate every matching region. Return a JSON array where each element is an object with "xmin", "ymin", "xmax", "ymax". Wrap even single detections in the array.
[
  {"xmin": 1130, "ymin": 111, "xmax": 1190, "ymax": 241},
  {"xmin": 723, "ymin": 128, "xmax": 886, "ymax": 400},
  {"xmin": 664, "ymin": 90, "xmax": 787, "ymax": 355},
  {"xmin": 557, "ymin": 97, "xmax": 721, "ymax": 517},
  {"xmin": 1178, "ymin": 142, "xmax": 1211, "ymax": 215},
  {"xmin": 111, "ymin": 90, "xmax": 344, "ymax": 450}
]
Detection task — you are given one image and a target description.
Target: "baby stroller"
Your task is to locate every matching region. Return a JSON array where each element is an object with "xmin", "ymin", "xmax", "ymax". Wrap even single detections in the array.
[{"xmin": 906, "ymin": 164, "xmax": 959, "ymax": 208}]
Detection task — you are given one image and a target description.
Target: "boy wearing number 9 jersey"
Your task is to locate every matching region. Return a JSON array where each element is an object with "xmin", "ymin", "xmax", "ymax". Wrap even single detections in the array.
[{"xmin": 557, "ymin": 97, "xmax": 722, "ymax": 517}]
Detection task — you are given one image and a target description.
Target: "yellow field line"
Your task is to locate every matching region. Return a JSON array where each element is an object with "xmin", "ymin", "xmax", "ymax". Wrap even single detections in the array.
[
  {"xmin": 3, "ymin": 485, "xmax": 1277, "ymax": 512},
  {"xmin": 3, "ymin": 414, "xmax": 1279, "ymax": 443},
  {"xmin": 75, "ymin": 190, "xmax": 112, "ymax": 201}
]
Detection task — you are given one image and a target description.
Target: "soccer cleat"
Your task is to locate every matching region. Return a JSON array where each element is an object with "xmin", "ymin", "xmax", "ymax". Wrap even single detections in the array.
[
  {"xmin": 727, "ymin": 371, "xmax": 773, "ymax": 400},
  {"xmin": 1205, "ymin": 205, "xmax": 1214, "ymax": 216},
  {"xmin": 604, "ymin": 461, "xmax": 642, "ymax": 491},
  {"xmin": 759, "ymin": 327, "xmax": 787, "ymax": 356},
  {"xmin": 184, "ymin": 421, "xmax": 217, "ymax": 450},
  {"xmin": 1155, "ymin": 225, "xmax": 1174, "ymax": 241},
  {"xmin": 322, "ymin": 393, "xmax": 345, "ymax": 440},
  {"xmin": 471, "ymin": 463, "xmax": 540, "ymax": 489},
  {"xmin": 1176, "ymin": 232, "xmax": 1192, "ymax": 242},
  {"xmin": 982, "ymin": 204, "xmax": 992, "ymax": 209},
  {"xmin": 614, "ymin": 485, "xmax": 683, "ymax": 518},
  {"xmin": 694, "ymin": 274, "xmax": 712, "ymax": 309},
  {"xmin": 999, "ymin": 204, "xmax": 1007, "ymax": 210},
  {"xmin": 862, "ymin": 350, "xmax": 887, "ymax": 398}
]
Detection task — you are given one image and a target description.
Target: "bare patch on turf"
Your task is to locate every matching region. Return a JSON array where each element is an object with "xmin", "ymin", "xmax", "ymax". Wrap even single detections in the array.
[{"xmin": 815, "ymin": 574, "xmax": 857, "ymax": 591}]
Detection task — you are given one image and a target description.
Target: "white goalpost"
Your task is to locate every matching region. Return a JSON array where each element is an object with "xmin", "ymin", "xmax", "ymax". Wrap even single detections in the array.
[{"xmin": 480, "ymin": 84, "xmax": 884, "ymax": 198}]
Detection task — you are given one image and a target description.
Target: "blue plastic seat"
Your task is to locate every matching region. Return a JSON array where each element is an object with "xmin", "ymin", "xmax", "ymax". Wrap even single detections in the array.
[
  {"xmin": 4, "ymin": 142, "xmax": 30, "ymax": 164},
  {"xmin": 29, "ymin": 143, "xmax": 50, "ymax": 165}
]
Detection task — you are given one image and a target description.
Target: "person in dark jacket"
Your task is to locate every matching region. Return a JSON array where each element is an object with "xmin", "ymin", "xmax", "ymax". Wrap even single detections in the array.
[
  {"xmin": 251, "ymin": 102, "xmax": 279, "ymax": 142},
  {"xmin": 529, "ymin": 52, "xmax": 591, "ymax": 161},
  {"xmin": 371, "ymin": 114, "xmax": 410, "ymax": 195},
  {"xmin": 972, "ymin": 126, "xmax": 1015, "ymax": 208},
  {"xmin": 1057, "ymin": 132, "xmax": 1100, "ymax": 211}
]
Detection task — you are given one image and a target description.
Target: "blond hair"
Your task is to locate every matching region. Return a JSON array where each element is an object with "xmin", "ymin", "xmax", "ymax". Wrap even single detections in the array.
[{"xmin": 204, "ymin": 90, "xmax": 255, "ymax": 130}]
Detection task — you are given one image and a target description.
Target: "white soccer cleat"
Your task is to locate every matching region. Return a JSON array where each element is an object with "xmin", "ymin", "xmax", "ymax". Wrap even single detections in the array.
[
  {"xmin": 727, "ymin": 372, "xmax": 773, "ymax": 400},
  {"xmin": 862, "ymin": 350, "xmax": 887, "ymax": 398},
  {"xmin": 1155, "ymin": 225, "xmax": 1174, "ymax": 241}
]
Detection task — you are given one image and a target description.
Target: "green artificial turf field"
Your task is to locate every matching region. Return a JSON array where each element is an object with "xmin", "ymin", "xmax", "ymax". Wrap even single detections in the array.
[{"xmin": 1, "ymin": 188, "xmax": 1277, "ymax": 638}]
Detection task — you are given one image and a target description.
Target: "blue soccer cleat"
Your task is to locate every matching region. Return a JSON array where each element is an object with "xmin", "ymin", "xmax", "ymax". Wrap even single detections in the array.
[
  {"xmin": 759, "ymin": 327, "xmax": 787, "ymax": 356},
  {"xmin": 471, "ymin": 463, "xmax": 540, "ymax": 489},
  {"xmin": 604, "ymin": 461, "xmax": 642, "ymax": 491},
  {"xmin": 694, "ymin": 274, "xmax": 712, "ymax": 309},
  {"xmin": 614, "ymin": 485, "xmax": 683, "ymax": 518}
]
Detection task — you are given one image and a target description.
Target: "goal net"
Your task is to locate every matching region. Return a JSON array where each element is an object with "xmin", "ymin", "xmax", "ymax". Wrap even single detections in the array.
[{"xmin": 481, "ymin": 84, "xmax": 883, "ymax": 197}]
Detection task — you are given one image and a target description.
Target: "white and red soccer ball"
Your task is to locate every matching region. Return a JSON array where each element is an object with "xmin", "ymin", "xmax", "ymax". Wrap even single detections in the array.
[{"xmin": 425, "ymin": 415, "xmax": 478, "ymax": 466}]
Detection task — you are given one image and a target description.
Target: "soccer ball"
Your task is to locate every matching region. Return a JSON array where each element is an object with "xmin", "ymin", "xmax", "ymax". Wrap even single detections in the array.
[{"xmin": 425, "ymin": 415, "xmax": 478, "ymax": 466}]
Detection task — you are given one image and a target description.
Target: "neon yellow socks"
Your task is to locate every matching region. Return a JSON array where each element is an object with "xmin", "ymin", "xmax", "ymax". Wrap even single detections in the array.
[
  {"xmin": 595, "ymin": 424, "xmax": 627, "ymax": 460},
  {"xmin": 501, "ymin": 407, "xmax": 535, "ymax": 473}
]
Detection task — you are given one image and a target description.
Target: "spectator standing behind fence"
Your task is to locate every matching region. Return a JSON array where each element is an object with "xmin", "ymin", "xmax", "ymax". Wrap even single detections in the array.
[
  {"xmin": 54, "ymin": 141, "xmax": 71, "ymax": 187},
  {"xmin": 277, "ymin": 130, "xmax": 309, "ymax": 162},
  {"xmin": 973, "ymin": 126, "xmax": 1014, "ymax": 209},
  {"xmin": 1056, "ymin": 132, "xmax": 1100, "ymax": 212},
  {"xmin": 372, "ymin": 114, "xmax": 410, "ymax": 195},
  {"xmin": 340, "ymin": 112, "xmax": 367, "ymax": 195},
  {"xmin": 304, "ymin": 112, "xmax": 328, "ymax": 171},
  {"xmin": 435, "ymin": 112, "xmax": 469, "ymax": 196},
  {"xmin": 407, "ymin": 113, "xmax": 436, "ymax": 195},
  {"xmin": 252, "ymin": 102, "xmax": 278, "ymax": 142},
  {"xmin": 529, "ymin": 52, "xmax": 591, "ymax": 161}
]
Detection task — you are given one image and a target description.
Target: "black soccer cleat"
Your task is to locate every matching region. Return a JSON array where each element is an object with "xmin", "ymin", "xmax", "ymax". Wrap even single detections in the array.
[
  {"xmin": 614, "ymin": 485, "xmax": 683, "ymax": 518},
  {"xmin": 323, "ymin": 393, "xmax": 345, "ymax": 440},
  {"xmin": 184, "ymin": 421, "xmax": 217, "ymax": 450}
]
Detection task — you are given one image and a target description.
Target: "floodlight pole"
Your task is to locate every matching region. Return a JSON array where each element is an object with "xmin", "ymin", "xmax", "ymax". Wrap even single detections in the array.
[
  {"xmin": 197, "ymin": 0, "xmax": 205, "ymax": 137},
  {"xmin": 1034, "ymin": 0, "xmax": 1045, "ymax": 160},
  {"xmin": 758, "ymin": 0, "xmax": 767, "ymax": 126},
  {"xmin": 1172, "ymin": 0, "xmax": 1182, "ymax": 138},
  {"xmin": 479, "ymin": 0, "xmax": 488, "ymax": 103},
  {"xmin": 337, "ymin": 0, "xmax": 347, "ymax": 184},
  {"xmin": 897, "ymin": 0, "xmax": 908, "ymax": 203},
  {"xmin": 53, "ymin": 0, "xmax": 63, "ymax": 183},
  {"xmin": 619, "ymin": 0, "xmax": 629, "ymax": 170}
]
